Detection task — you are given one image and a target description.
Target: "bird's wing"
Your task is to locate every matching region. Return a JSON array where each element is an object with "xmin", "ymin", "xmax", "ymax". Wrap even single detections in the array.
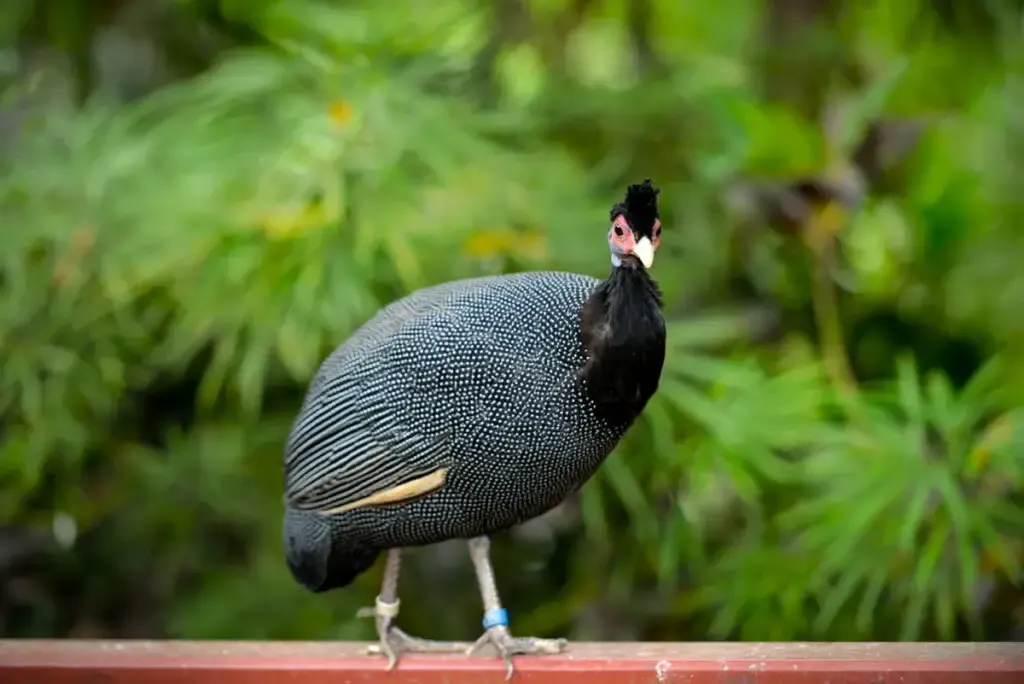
[
  {"xmin": 282, "ymin": 280, "xmax": 494, "ymax": 515},
  {"xmin": 282, "ymin": 272, "xmax": 580, "ymax": 514},
  {"xmin": 283, "ymin": 368, "xmax": 455, "ymax": 514}
]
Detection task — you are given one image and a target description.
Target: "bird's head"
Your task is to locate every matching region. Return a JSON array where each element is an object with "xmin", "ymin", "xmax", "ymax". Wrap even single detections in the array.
[{"xmin": 608, "ymin": 179, "xmax": 662, "ymax": 270}]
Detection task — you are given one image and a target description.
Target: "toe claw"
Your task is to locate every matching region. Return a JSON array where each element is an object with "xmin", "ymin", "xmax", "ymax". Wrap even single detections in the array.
[{"xmin": 468, "ymin": 626, "xmax": 566, "ymax": 679}]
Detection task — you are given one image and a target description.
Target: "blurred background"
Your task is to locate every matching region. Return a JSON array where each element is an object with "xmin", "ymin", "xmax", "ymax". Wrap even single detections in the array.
[{"xmin": 2, "ymin": 0, "xmax": 1024, "ymax": 645}]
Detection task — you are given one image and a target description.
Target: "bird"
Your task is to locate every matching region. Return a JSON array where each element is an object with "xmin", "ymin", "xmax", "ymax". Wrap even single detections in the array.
[{"xmin": 282, "ymin": 179, "xmax": 667, "ymax": 678}]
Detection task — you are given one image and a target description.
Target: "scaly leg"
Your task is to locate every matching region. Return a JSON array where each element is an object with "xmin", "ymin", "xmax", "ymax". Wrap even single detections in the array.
[
  {"xmin": 358, "ymin": 549, "xmax": 465, "ymax": 668},
  {"xmin": 465, "ymin": 536, "xmax": 567, "ymax": 679}
]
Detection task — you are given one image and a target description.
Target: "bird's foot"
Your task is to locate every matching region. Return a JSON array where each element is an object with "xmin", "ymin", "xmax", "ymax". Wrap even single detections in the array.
[
  {"xmin": 357, "ymin": 597, "xmax": 465, "ymax": 670},
  {"xmin": 467, "ymin": 619, "xmax": 567, "ymax": 680}
]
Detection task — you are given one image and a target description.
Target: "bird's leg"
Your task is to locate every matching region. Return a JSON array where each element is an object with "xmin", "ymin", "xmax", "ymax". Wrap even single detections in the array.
[
  {"xmin": 358, "ymin": 549, "xmax": 465, "ymax": 668},
  {"xmin": 465, "ymin": 536, "xmax": 567, "ymax": 679}
]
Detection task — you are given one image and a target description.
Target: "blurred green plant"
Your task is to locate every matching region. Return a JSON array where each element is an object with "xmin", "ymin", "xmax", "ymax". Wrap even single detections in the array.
[{"xmin": 1, "ymin": 0, "xmax": 1023, "ymax": 644}]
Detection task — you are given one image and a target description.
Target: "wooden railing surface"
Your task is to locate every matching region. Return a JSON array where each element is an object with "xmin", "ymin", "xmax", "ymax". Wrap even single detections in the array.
[{"xmin": 2, "ymin": 640, "xmax": 1023, "ymax": 683}]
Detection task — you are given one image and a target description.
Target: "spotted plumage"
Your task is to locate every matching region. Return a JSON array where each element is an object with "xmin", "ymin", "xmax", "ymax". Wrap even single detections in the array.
[
  {"xmin": 283, "ymin": 179, "xmax": 666, "ymax": 675},
  {"xmin": 285, "ymin": 271, "xmax": 644, "ymax": 580}
]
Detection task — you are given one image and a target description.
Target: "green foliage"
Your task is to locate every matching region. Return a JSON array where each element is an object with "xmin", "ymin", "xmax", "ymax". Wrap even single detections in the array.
[{"xmin": 2, "ymin": 0, "xmax": 1023, "ymax": 642}]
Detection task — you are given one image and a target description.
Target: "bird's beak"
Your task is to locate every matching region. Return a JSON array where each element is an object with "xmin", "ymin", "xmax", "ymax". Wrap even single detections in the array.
[{"xmin": 631, "ymin": 236, "xmax": 655, "ymax": 269}]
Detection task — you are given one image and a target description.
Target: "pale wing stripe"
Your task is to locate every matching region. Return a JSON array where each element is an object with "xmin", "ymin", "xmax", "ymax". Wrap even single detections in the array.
[
  {"xmin": 318, "ymin": 432, "xmax": 439, "ymax": 488},
  {"xmin": 288, "ymin": 458, "xmax": 410, "ymax": 511},
  {"xmin": 287, "ymin": 429, "xmax": 447, "ymax": 504},
  {"xmin": 319, "ymin": 468, "xmax": 449, "ymax": 515},
  {"xmin": 287, "ymin": 439, "xmax": 449, "ymax": 512},
  {"xmin": 286, "ymin": 444, "xmax": 400, "ymax": 505}
]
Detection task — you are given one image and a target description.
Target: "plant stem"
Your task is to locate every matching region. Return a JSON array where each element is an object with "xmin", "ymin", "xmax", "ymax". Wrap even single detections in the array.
[{"xmin": 808, "ymin": 202, "xmax": 857, "ymax": 396}]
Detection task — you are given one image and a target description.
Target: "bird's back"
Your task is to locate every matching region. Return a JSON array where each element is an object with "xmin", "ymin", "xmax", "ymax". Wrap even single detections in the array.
[{"xmin": 283, "ymin": 271, "xmax": 628, "ymax": 548}]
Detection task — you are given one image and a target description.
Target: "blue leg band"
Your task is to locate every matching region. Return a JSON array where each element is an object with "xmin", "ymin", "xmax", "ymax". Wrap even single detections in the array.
[{"xmin": 482, "ymin": 608, "xmax": 509, "ymax": 630}]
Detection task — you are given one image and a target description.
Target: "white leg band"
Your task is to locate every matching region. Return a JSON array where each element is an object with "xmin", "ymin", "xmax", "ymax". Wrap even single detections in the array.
[{"xmin": 376, "ymin": 596, "xmax": 401, "ymax": 618}]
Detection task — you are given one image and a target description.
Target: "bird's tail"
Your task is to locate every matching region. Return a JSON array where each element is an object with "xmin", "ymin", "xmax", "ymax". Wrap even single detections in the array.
[
  {"xmin": 284, "ymin": 506, "xmax": 380, "ymax": 592},
  {"xmin": 323, "ymin": 541, "xmax": 380, "ymax": 591}
]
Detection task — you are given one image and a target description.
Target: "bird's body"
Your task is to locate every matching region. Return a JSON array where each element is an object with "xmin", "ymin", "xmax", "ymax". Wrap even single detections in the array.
[
  {"xmin": 284, "ymin": 269, "xmax": 664, "ymax": 588},
  {"xmin": 283, "ymin": 180, "xmax": 667, "ymax": 676}
]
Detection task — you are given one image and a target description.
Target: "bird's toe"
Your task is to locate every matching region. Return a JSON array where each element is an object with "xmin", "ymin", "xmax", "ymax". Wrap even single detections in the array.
[
  {"xmin": 468, "ymin": 625, "xmax": 567, "ymax": 679},
  {"xmin": 367, "ymin": 622, "xmax": 467, "ymax": 668}
]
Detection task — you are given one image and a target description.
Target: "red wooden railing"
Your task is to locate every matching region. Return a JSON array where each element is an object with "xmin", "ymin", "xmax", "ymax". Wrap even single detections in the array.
[{"xmin": 2, "ymin": 640, "xmax": 1022, "ymax": 683}]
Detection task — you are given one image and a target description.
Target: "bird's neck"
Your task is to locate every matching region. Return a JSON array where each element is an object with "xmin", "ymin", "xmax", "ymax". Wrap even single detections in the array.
[{"xmin": 578, "ymin": 262, "xmax": 666, "ymax": 425}]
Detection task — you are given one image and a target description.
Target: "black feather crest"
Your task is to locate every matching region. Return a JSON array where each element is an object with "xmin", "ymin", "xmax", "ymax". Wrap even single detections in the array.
[{"xmin": 610, "ymin": 178, "xmax": 660, "ymax": 238}]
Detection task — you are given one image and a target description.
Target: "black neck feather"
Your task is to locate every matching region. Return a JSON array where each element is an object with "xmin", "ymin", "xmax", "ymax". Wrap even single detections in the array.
[{"xmin": 578, "ymin": 261, "xmax": 666, "ymax": 426}]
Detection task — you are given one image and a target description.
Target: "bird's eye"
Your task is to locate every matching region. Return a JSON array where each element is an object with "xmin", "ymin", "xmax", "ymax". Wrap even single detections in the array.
[{"xmin": 613, "ymin": 225, "xmax": 624, "ymax": 237}]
